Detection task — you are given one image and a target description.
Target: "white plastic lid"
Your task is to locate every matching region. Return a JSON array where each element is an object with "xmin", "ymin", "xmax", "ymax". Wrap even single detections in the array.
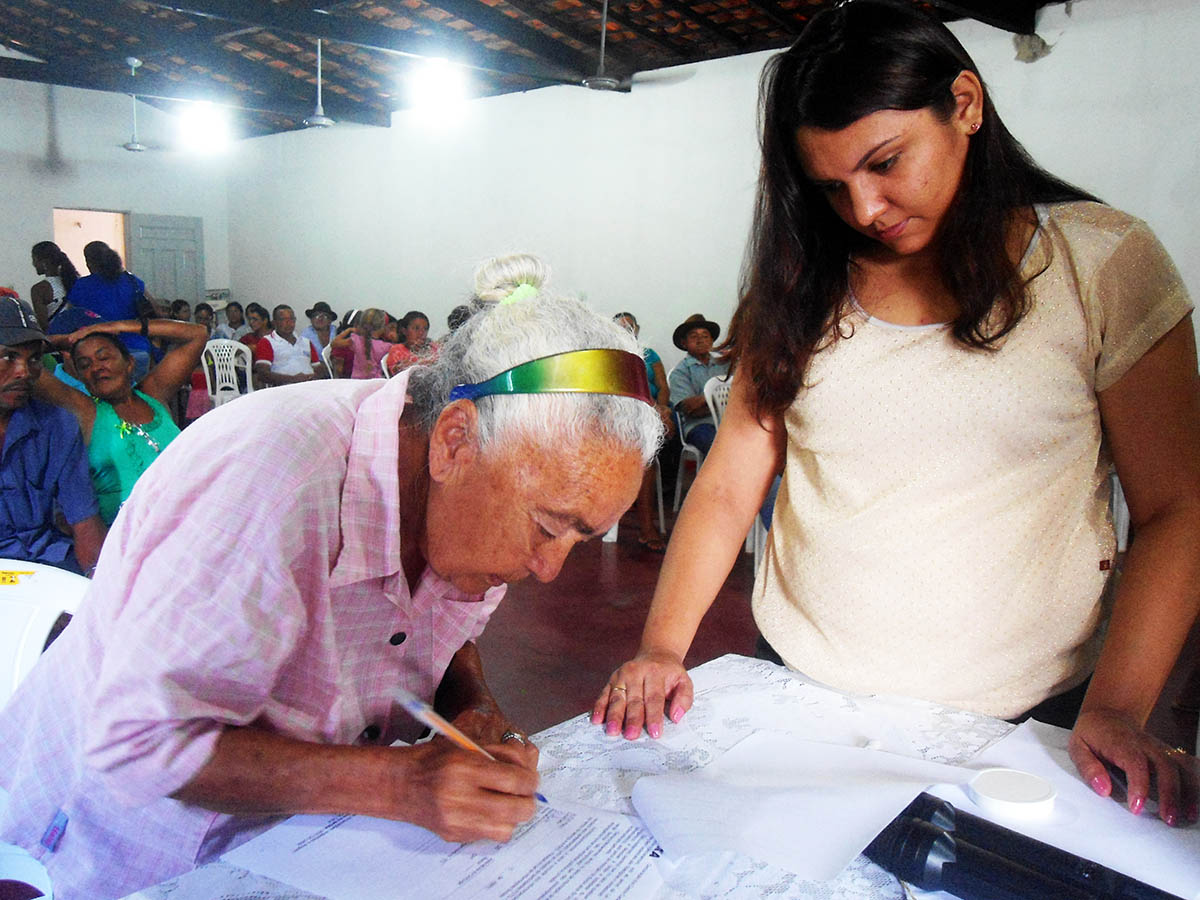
[{"xmin": 967, "ymin": 767, "xmax": 1056, "ymax": 820}]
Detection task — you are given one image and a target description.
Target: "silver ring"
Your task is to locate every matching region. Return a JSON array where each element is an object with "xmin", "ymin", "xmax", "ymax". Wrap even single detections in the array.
[{"xmin": 501, "ymin": 730, "xmax": 527, "ymax": 745}]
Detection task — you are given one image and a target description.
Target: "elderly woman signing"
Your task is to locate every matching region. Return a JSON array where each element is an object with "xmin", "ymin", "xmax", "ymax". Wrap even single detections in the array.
[{"xmin": 0, "ymin": 254, "xmax": 663, "ymax": 900}]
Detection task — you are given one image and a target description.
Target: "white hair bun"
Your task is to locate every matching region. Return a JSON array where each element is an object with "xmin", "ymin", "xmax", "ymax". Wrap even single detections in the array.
[{"xmin": 473, "ymin": 253, "xmax": 551, "ymax": 306}]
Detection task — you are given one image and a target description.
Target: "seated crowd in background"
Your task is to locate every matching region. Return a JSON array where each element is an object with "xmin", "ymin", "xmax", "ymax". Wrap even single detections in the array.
[
  {"xmin": 5, "ymin": 240, "xmax": 678, "ymax": 582},
  {"xmin": 252, "ymin": 304, "xmax": 327, "ymax": 387}
]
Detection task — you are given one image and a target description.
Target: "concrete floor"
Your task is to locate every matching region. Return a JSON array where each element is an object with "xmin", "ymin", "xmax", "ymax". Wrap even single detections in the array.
[{"xmin": 477, "ymin": 515, "xmax": 759, "ymax": 736}]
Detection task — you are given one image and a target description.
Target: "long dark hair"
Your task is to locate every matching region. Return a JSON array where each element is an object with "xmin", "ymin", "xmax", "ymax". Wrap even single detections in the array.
[
  {"xmin": 728, "ymin": 0, "xmax": 1096, "ymax": 419},
  {"xmin": 401, "ymin": 310, "xmax": 431, "ymax": 348},
  {"xmin": 72, "ymin": 331, "xmax": 132, "ymax": 363},
  {"xmin": 244, "ymin": 302, "xmax": 271, "ymax": 330},
  {"xmin": 32, "ymin": 241, "xmax": 81, "ymax": 294},
  {"xmin": 83, "ymin": 240, "xmax": 125, "ymax": 282}
]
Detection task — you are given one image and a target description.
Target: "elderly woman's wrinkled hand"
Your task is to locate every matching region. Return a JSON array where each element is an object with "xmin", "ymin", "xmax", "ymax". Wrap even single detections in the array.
[
  {"xmin": 1068, "ymin": 708, "xmax": 1199, "ymax": 827},
  {"xmin": 591, "ymin": 651, "xmax": 693, "ymax": 740},
  {"xmin": 449, "ymin": 705, "xmax": 539, "ymax": 772},
  {"xmin": 391, "ymin": 741, "xmax": 539, "ymax": 843}
]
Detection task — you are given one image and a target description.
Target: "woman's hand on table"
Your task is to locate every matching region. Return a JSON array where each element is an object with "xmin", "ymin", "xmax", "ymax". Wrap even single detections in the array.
[
  {"xmin": 592, "ymin": 651, "xmax": 693, "ymax": 740},
  {"xmin": 1068, "ymin": 708, "xmax": 1199, "ymax": 826},
  {"xmin": 391, "ymin": 740, "xmax": 539, "ymax": 843}
]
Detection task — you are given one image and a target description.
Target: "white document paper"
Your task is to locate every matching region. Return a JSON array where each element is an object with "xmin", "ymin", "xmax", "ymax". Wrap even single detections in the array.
[
  {"xmin": 631, "ymin": 730, "xmax": 973, "ymax": 881},
  {"xmin": 222, "ymin": 799, "xmax": 664, "ymax": 899},
  {"xmin": 928, "ymin": 720, "xmax": 1200, "ymax": 899}
]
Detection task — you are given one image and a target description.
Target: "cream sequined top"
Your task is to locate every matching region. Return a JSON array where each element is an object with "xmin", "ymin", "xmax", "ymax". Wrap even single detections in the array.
[{"xmin": 752, "ymin": 202, "xmax": 1193, "ymax": 718}]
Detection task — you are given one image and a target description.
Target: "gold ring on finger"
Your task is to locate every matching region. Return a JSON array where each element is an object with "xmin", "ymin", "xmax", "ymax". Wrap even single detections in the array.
[{"xmin": 611, "ymin": 685, "xmax": 627, "ymax": 693}]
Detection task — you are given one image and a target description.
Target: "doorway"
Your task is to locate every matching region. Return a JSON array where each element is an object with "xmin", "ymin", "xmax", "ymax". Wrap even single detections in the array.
[
  {"xmin": 51, "ymin": 208, "xmax": 206, "ymax": 308},
  {"xmin": 52, "ymin": 208, "xmax": 126, "ymax": 278}
]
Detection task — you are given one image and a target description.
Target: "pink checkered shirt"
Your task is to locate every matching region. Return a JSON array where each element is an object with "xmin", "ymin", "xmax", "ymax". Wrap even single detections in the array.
[{"xmin": 0, "ymin": 371, "xmax": 504, "ymax": 899}]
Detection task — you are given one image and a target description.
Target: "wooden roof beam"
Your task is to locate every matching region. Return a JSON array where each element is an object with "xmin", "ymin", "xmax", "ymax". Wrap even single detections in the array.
[
  {"xmin": 377, "ymin": 0, "xmax": 599, "ymax": 73},
  {"xmin": 0, "ymin": 55, "xmax": 391, "ymax": 125},
  {"xmin": 926, "ymin": 0, "xmax": 1039, "ymax": 35},
  {"xmin": 141, "ymin": 0, "xmax": 584, "ymax": 84},
  {"xmin": 57, "ymin": 0, "xmax": 387, "ymax": 118}
]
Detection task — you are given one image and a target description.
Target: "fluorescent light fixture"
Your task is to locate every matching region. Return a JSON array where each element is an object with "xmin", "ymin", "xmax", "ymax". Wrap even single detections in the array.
[
  {"xmin": 176, "ymin": 101, "xmax": 231, "ymax": 153},
  {"xmin": 408, "ymin": 58, "xmax": 470, "ymax": 126}
]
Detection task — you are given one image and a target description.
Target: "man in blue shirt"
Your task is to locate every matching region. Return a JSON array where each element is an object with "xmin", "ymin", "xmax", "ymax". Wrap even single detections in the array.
[
  {"xmin": 667, "ymin": 314, "xmax": 729, "ymax": 455},
  {"xmin": 0, "ymin": 294, "xmax": 106, "ymax": 573}
]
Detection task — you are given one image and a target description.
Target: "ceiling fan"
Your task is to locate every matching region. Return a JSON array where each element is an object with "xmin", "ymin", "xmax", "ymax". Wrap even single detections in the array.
[
  {"xmin": 123, "ymin": 92, "xmax": 147, "ymax": 152},
  {"xmin": 580, "ymin": 0, "xmax": 695, "ymax": 92},
  {"xmin": 119, "ymin": 59, "xmax": 169, "ymax": 152},
  {"xmin": 303, "ymin": 39, "xmax": 335, "ymax": 128}
]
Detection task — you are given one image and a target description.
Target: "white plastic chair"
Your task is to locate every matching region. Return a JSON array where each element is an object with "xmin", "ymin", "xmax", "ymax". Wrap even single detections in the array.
[
  {"xmin": 201, "ymin": 339, "xmax": 253, "ymax": 407},
  {"xmin": 322, "ymin": 341, "xmax": 337, "ymax": 379},
  {"xmin": 703, "ymin": 376, "xmax": 732, "ymax": 426},
  {"xmin": 0, "ymin": 839, "xmax": 53, "ymax": 899},
  {"xmin": 673, "ymin": 410, "xmax": 704, "ymax": 513},
  {"xmin": 601, "ymin": 459, "xmax": 665, "ymax": 543},
  {"xmin": 0, "ymin": 559, "xmax": 90, "ymax": 708},
  {"xmin": 1110, "ymin": 470, "xmax": 1129, "ymax": 553},
  {"xmin": 703, "ymin": 375, "xmax": 766, "ymax": 567}
]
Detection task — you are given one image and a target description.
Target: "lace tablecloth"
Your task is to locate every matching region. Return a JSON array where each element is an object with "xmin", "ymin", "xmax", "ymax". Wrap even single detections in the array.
[{"xmin": 129, "ymin": 654, "xmax": 1012, "ymax": 900}]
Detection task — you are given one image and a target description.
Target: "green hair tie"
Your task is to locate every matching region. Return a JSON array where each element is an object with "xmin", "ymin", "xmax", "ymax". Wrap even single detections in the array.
[{"xmin": 500, "ymin": 283, "xmax": 538, "ymax": 305}]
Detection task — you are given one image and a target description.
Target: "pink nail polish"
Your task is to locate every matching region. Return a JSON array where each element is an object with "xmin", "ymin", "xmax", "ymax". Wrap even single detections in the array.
[
  {"xmin": 1165, "ymin": 813, "xmax": 1177, "ymax": 827},
  {"xmin": 648, "ymin": 724, "xmax": 661, "ymax": 739},
  {"xmin": 1090, "ymin": 776, "xmax": 1105, "ymax": 795},
  {"xmin": 1130, "ymin": 796, "xmax": 1144, "ymax": 815}
]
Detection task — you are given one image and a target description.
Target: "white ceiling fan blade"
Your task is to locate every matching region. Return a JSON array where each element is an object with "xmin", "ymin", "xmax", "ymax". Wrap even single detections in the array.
[{"xmin": 630, "ymin": 67, "xmax": 697, "ymax": 88}]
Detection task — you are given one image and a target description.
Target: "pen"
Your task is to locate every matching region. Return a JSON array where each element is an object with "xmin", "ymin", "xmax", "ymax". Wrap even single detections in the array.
[{"xmin": 392, "ymin": 687, "xmax": 547, "ymax": 803}]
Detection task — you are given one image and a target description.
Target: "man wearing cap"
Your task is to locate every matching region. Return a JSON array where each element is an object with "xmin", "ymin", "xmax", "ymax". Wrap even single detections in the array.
[
  {"xmin": 667, "ymin": 313, "xmax": 728, "ymax": 455},
  {"xmin": 0, "ymin": 292, "xmax": 106, "ymax": 573},
  {"xmin": 254, "ymin": 304, "xmax": 328, "ymax": 387},
  {"xmin": 300, "ymin": 300, "xmax": 338, "ymax": 357}
]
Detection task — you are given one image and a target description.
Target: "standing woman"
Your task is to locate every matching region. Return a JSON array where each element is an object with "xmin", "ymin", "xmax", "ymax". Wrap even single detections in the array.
[
  {"xmin": 594, "ymin": 0, "xmax": 1200, "ymax": 826},
  {"xmin": 67, "ymin": 241, "xmax": 158, "ymax": 380},
  {"xmin": 29, "ymin": 241, "xmax": 80, "ymax": 330},
  {"xmin": 35, "ymin": 318, "xmax": 209, "ymax": 524}
]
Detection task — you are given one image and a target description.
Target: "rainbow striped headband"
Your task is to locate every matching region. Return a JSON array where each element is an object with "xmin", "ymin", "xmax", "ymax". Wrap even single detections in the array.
[{"xmin": 448, "ymin": 349, "xmax": 653, "ymax": 406}]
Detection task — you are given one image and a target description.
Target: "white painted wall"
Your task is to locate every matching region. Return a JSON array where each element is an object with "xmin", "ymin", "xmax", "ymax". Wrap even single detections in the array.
[
  {"xmin": 954, "ymin": 1, "xmax": 1200, "ymax": 340},
  {"xmin": 225, "ymin": 51, "xmax": 763, "ymax": 365},
  {"xmin": 225, "ymin": 0, "xmax": 1200, "ymax": 370},
  {"xmin": 0, "ymin": 81, "xmax": 230, "ymax": 299}
]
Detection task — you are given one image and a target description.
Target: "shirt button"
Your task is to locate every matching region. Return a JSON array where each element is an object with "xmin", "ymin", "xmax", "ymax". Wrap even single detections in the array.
[
  {"xmin": 389, "ymin": 632, "xmax": 407, "ymax": 646},
  {"xmin": 360, "ymin": 724, "xmax": 382, "ymax": 742}
]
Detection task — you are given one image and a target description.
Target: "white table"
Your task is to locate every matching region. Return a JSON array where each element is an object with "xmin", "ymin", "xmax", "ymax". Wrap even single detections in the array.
[{"xmin": 129, "ymin": 654, "xmax": 1016, "ymax": 900}]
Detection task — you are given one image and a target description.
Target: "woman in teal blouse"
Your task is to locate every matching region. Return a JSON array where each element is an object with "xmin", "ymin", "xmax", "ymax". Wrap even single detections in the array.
[{"xmin": 37, "ymin": 317, "xmax": 208, "ymax": 523}]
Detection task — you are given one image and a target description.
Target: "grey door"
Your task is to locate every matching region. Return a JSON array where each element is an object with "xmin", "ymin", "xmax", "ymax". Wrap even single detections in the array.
[{"xmin": 127, "ymin": 214, "xmax": 205, "ymax": 306}]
